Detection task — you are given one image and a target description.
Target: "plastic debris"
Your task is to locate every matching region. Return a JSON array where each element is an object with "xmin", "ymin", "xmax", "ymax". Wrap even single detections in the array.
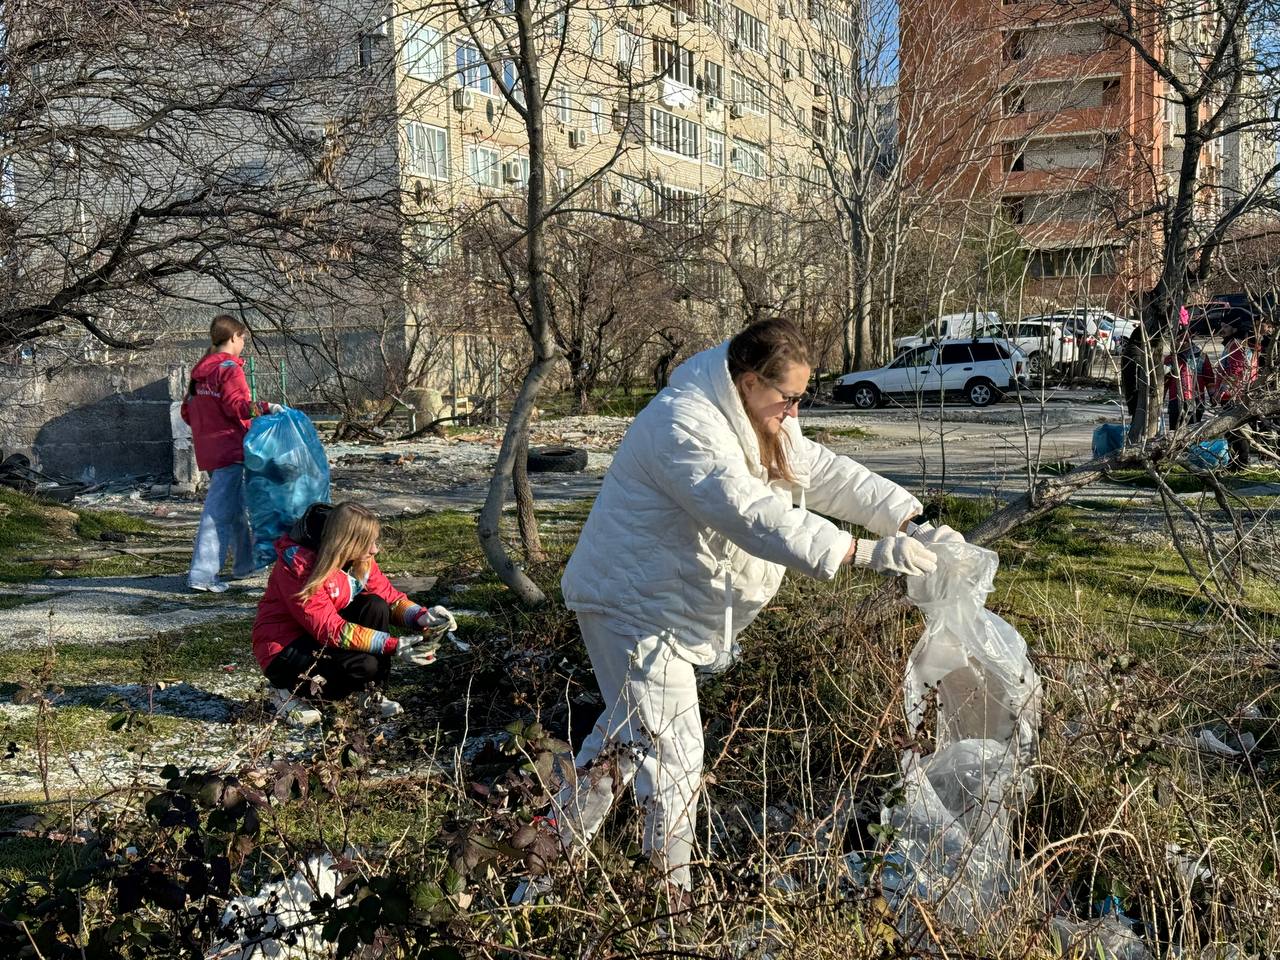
[
  {"xmin": 869, "ymin": 543, "xmax": 1042, "ymax": 932},
  {"xmin": 243, "ymin": 408, "xmax": 331, "ymax": 568},
  {"xmin": 1051, "ymin": 915, "xmax": 1150, "ymax": 960},
  {"xmin": 212, "ymin": 852, "xmax": 346, "ymax": 959}
]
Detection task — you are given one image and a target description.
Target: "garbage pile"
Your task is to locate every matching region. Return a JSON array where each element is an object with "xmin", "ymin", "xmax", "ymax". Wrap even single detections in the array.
[{"xmin": 877, "ymin": 542, "xmax": 1043, "ymax": 931}]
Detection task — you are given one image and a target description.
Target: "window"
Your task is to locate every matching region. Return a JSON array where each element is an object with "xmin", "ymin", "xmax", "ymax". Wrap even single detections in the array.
[
  {"xmin": 1028, "ymin": 246, "xmax": 1117, "ymax": 278},
  {"xmin": 706, "ymin": 129, "xmax": 724, "ymax": 166},
  {"xmin": 404, "ymin": 122, "xmax": 449, "ymax": 180},
  {"xmin": 412, "ymin": 221, "xmax": 451, "ymax": 266},
  {"xmin": 501, "ymin": 61, "xmax": 526, "ymax": 106},
  {"xmin": 777, "ymin": 38, "xmax": 790, "ymax": 72},
  {"xmin": 703, "ymin": 0, "xmax": 725, "ymax": 33},
  {"xmin": 1002, "ymin": 196, "xmax": 1025, "ymax": 224},
  {"xmin": 456, "ymin": 43, "xmax": 492, "ymax": 93},
  {"xmin": 359, "ymin": 34, "xmax": 375, "ymax": 72},
  {"xmin": 730, "ymin": 138, "xmax": 765, "ymax": 178},
  {"xmin": 654, "ymin": 39, "xmax": 695, "ymax": 87},
  {"xmin": 589, "ymin": 15, "xmax": 604, "ymax": 56},
  {"xmin": 939, "ymin": 344, "xmax": 975, "ymax": 365},
  {"xmin": 730, "ymin": 73, "xmax": 767, "ymax": 114},
  {"xmin": 654, "ymin": 183, "xmax": 702, "ymax": 224},
  {"xmin": 730, "ymin": 5, "xmax": 767, "ymax": 54},
  {"xmin": 703, "ymin": 60, "xmax": 724, "ymax": 98},
  {"xmin": 550, "ymin": 86, "xmax": 574, "ymax": 124},
  {"xmin": 891, "ymin": 347, "xmax": 934, "ymax": 368},
  {"xmin": 555, "ymin": 166, "xmax": 574, "ymax": 193},
  {"xmin": 466, "ymin": 144, "xmax": 501, "ymax": 187},
  {"xmin": 617, "ymin": 24, "xmax": 641, "ymax": 67},
  {"xmin": 811, "ymin": 107, "xmax": 828, "ymax": 143},
  {"xmin": 970, "ymin": 343, "xmax": 1005, "ymax": 362},
  {"xmin": 650, "ymin": 107, "xmax": 701, "ymax": 157},
  {"xmin": 403, "ymin": 21, "xmax": 444, "ymax": 81},
  {"xmin": 590, "ymin": 95, "xmax": 606, "ymax": 133}
]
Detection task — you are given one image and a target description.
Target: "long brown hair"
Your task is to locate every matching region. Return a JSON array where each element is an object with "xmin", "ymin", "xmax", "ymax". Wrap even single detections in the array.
[
  {"xmin": 727, "ymin": 318, "xmax": 812, "ymax": 483},
  {"xmin": 296, "ymin": 503, "xmax": 381, "ymax": 602}
]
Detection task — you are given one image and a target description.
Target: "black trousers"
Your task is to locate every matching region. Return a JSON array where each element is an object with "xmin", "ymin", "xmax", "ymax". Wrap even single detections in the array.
[{"xmin": 264, "ymin": 594, "xmax": 393, "ymax": 702}]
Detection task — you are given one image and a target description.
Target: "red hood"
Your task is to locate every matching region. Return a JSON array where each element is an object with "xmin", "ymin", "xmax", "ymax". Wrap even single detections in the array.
[
  {"xmin": 275, "ymin": 537, "xmax": 315, "ymax": 577},
  {"xmin": 191, "ymin": 351, "xmax": 243, "ymax": 382}
]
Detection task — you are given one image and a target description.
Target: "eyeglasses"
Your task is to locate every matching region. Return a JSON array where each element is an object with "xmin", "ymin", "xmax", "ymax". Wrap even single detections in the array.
[{"xmin": 768, "ymin": 380, "xmax": 805, "ymax": 410}]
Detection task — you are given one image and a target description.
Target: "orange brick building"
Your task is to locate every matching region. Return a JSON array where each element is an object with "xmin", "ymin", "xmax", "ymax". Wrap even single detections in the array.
[{"xmin": 900, "ymin": 0, "xmax": 1179, "ymax": 314}]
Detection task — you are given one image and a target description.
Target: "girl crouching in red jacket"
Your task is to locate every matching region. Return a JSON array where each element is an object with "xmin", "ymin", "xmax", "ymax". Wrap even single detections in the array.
[{"xmin": 252, "ymin": 502, "xmax": 455, "ymax": 725}]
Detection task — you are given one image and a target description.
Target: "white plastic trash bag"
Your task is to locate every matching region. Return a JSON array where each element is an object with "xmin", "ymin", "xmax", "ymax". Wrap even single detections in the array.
[
  {"xmin": 211, "ymin": 853, "xmax": 345, "ymax": 959},
  {"xmin": 904, "ymin": 542, "xmax": 1042, "ymax": 767},
  {"xmin": 883, "ymin": 738, "xmax": 1021, "ymax": 930}
]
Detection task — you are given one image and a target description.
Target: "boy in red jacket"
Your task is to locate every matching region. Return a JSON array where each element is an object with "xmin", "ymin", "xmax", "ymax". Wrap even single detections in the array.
[{"xmin": 181, "ymin": 315, "xmax": 282, "ymax": 593}]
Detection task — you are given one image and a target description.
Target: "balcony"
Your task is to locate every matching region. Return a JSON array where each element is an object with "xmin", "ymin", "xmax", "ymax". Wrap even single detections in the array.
[
  {"xmin": 1000, "ymin": 45, "xmax": 1129, "ymax": 86},
  {"xmin": 994, "ymin": 1, "xmax": 1116, "ymax": 32},
  {"xmin": 994, "ymin": 101, "xmax": 1128, "ymax": 141}
]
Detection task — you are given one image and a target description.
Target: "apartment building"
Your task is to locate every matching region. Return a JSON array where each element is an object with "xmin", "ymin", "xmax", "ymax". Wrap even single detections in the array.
[
  {"xmin": 386, "ymin": 0, "xmax": 856, "ymax": 308},
  {"xmin": 899, "ymin": 0, "xmax": 1269, "ymax": 314}
]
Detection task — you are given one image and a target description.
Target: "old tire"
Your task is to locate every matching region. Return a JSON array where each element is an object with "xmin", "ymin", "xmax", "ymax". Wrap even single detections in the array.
[
  {"xmin": 527, "ymin": 445, "xmax": 589, "ymax": 473},
  {"xmin": 965, "ymin": 378, "xmax": 997, "ymax": 407}
]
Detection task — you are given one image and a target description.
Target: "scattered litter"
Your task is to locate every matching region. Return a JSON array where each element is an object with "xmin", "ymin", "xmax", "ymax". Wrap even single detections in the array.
[
  {"xmin": 448, "ymin": 632, "xmax": 471, "ymax": 653},
  {"xmin": 1051, "ymin": 915, "xmax": 1150, "ymax": 960},
  {"xmin": 221, "ymin": 663, "xmax": 238, "ymax": 673},
  {"xmin": 1184, "ymin": 728, "xmax": 1254, "ymax": 758},
  {"xmin": 213, "ymin": 852, "xmax": 347, "ymax": 959}
]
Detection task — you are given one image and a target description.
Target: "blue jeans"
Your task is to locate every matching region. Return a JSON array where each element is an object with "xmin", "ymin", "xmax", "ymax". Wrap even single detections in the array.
[{"xmin": 188, "ymin": 464, "xmax": 255, "ymax": 587}]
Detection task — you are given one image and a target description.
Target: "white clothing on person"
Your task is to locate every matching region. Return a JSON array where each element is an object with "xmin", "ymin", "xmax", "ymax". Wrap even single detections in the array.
[
  {"xmin": 552, "ymin": 614, "xmax": 702, "ymax": 889},
  {"xmin": 555, "ymin": 340, "xmax": 922, "ymax": 887},
  {"xmin": 561, "ymin": 340, "xmax": 922, "ymax": 665}
]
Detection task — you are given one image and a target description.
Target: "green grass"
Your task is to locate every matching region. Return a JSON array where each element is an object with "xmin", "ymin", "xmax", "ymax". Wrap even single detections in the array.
[
  {"xmin": 0, "ymin": 488, "xmax": 170, "ymax": 583},
  {"xmin": 0, "ymin": 620, "xmax": 252, "ymax": 689},
  {"xmin": 801, "ymin": 425, "xmax": 875, "ymax": 442}
]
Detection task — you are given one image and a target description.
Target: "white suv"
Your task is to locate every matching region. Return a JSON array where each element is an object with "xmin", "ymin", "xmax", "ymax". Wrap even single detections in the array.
[
  {"xmin": 833, "ymin": 338, "xmax": 1029, "ymax": 408},
  {"xmin": 995, "ymin": 318, "xmax": 1079, "ymax": 376}
]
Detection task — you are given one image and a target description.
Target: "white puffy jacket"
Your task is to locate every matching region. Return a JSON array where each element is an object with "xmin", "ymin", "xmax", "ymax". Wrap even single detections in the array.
[{"xmin": 561, "ymin": 341, "xmax": 922, "ymax": 666}]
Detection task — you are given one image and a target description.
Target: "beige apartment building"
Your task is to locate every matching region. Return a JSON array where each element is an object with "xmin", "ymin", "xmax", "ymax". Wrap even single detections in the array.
[{"xmin": 385, "ymin": 0, "xmax": 856, "ymax": 298}]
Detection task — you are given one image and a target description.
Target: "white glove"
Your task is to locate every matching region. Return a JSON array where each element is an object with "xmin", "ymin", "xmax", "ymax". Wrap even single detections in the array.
[
  {"xmin": 415, "ymin": 605, "xmax": 457, "ymax": 637},
  {"xmin": 266, "ymin": 403, "xmax": 285, "ymax": 414},
  {"xmin": 912, "ymin": 522, "xmax": 965, "ymax": 546},
  {"xmin": 852, "ymin": 534, "xmax": 938, "ymax": 577},
  {"xmin": 396, "ymin": 634, "xmax": 438, "ymax": 667}
]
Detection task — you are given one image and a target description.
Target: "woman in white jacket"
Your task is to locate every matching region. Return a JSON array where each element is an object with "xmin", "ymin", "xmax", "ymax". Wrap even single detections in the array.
[{"xmin": 552, "ymin": 318, "xmax": 960, "ymax": 894}]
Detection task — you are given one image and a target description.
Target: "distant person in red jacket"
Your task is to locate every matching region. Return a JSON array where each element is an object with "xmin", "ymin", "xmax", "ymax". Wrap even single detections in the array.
[
  {"xmin": 180, "ymin": 315, "xmax": 282, "ymax": 593},
  {"xmin": 252, "ymin": 502, "xmax": 456, "ymax": 725}
]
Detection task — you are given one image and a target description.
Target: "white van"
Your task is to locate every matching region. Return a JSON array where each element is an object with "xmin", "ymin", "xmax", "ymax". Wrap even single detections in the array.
[{"xmin": 893, "ymin": 311, "xmax": 1003, "ymax": 351}]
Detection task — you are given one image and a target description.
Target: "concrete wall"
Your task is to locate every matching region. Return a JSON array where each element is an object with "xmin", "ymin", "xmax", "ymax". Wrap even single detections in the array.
[{"xmin": 0, "ymin": 362, "xmax": 189, "ymax": 483}]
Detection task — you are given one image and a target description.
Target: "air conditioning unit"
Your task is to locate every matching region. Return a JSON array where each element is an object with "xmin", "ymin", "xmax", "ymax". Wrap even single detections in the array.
[
  {"xmin": 612, "ymin": 107, "xmax": 629, "ymax": 132},
  {"xmin": 729, "ymin": 102, "xmax": 745, "ymax": 119},
  {"xmin": 370, "ymin": 17, "xmax": 390, "ymax": 37},
  {"xmin": 782, "ymin": 66, "xmax": 794, "ymax": 80},
  {"xmin": 568, "ymin": 128, "xmax": 588, "ymax": 148},
  {"xmin": 706, "ymin": 95, "xmax": 722, "ymax": 112},
  {"xmin": 778, "ymin": 1, "xmax": 793, "ymax": 18},
  {"xmin": 672, "ymin": 9, "xmax": 688, "ymax": 26},
  {"xmin": 501, "ymin": 160, "xmax": 522, "ymax": 183},
  {"xmin": 452, "ymin": 89, "xmax": 475, "ymax": 112}
]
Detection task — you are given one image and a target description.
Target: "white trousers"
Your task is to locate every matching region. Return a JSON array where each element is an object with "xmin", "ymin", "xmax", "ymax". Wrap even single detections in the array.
[{"xmin": 552, "ymin": 613, "xmax": 704, "ymax": 889}]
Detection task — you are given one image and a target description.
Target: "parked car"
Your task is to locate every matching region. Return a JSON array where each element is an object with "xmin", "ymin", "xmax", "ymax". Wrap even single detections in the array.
[
  {"xmin": 998, "ymin": 317, "xmax": 1079, "ymax": 376},
  {"xmin": 893, "ymin": 310, "xmax": 1003, "ymax": 352},
  {"xmin": 1097, "ymin": 315, "xmax": 1138, "ymax": 353},
  {"xmin": 833, "ymin": 338, "xmax": 1029, "ymax": 409}
]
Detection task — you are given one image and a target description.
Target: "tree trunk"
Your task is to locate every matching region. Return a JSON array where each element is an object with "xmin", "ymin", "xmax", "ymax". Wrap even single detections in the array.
[
  {"xmin": 512, "ymin": 429, "xmax": 543, "ymax": 562},
  {"xmin": 478, "ymin": 358, "xmax": 555, "ymax": 604}
]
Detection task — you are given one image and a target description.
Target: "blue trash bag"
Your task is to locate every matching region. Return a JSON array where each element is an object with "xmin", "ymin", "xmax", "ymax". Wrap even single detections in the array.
[
  {"xmin": 1187, "ymin": 439, "xmax": 1230, "ymax": 470},
  {"xmin": 243, "ymin": 408, "xmax": 330, "ymax": 567},
  {"xmin": 1092, "ymin": 423, "xmax": 1126, "ymax": 459}
]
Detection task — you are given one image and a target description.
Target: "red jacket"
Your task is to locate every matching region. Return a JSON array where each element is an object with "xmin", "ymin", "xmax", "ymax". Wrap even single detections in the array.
[
  {"xmin": 252, "ymin": 537, "xmax": 424, "ymax": 669},
  {"xmin": 1217, "ymin": 342, "xmax": 1258, "ymax": 403},
  {"xmin": 180, "ymin": 352, "xmax": 267, "ymax": 472}
]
